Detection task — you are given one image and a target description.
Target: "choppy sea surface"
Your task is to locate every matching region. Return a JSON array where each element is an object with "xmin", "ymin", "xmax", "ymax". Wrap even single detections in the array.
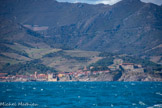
[{"xmin": 0, "ymin": 82, "xmax": 162, "ymax": 108}]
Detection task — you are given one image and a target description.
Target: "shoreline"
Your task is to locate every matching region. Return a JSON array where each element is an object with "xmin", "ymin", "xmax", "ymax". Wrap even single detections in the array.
[{"xmin": 0, "ymin": 81, "xmax": 162, "ymax": 83}]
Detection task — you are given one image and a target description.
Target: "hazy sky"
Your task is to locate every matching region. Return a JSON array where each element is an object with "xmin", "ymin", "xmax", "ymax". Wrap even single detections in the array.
[{"xmin": 56, "ymin": 0, "xmax": 162, "ymax": 5}]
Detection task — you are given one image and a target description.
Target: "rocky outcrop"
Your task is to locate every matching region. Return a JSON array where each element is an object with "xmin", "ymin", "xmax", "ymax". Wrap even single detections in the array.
[
  {"xmin": 58, "ymin": 72, "xmax": 162, "ymax": 82},
  {"xmin": 118, "ymin": 73, "xmax": 162, "ymax": 81}
]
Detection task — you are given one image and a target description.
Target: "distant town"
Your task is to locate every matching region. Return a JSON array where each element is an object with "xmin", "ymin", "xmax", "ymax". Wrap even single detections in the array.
[{"xmin": 0, "ymin": 59, "xmax": 148, "ymax": 82}]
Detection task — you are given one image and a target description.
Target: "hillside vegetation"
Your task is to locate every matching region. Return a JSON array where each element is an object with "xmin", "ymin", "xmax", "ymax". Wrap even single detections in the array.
[{"xmin": 0, "ymin": 0, "xmax": 161, "ymax": 78}]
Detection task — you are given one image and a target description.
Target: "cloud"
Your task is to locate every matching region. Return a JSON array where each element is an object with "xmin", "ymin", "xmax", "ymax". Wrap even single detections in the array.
[
  {"xmin": 95, "ymin": 0, "xmax": 121, "ymax": 5},
  {"xmin": 141, "ymin": 0, "xmax": 162, "ymax": 5},
  {"xmin": 57, "ymin": 0, "xmax": 121, "ymax": 5},
  {"xmin": 57, "ymin": 0, "xmax": 94, "ymax": 4},
  {"xmin": 56, "ymin": 0, "xmax": 162, "ymax": 5},
  {"xmin": 71, "ymin": 0, "xmax": 122, "ymax": 5}
]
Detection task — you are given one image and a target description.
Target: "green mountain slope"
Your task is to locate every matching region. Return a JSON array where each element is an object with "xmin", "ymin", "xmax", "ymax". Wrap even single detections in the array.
[
  {"xmin": 46, "ymin": 0, "xmax": 162, "ymax": 56},
  {"xmin": 0, "ymin": 0, "xmax": 161, "ymax": 57},
  {"xmin": 0, "ymin": 0, "xmax": 161, "ymax": 78}
]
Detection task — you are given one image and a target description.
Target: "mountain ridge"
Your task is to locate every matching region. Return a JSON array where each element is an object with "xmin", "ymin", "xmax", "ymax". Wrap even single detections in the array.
[
  {"xmin": 0, "ymin": 0, "xmax": 161, "ymax": 56},
  {"xmin": 0, "ymin": 0, "xmax": 161, "ymax": 79},
  {"xmin": 45, "ymin": 0, "xmax": 162, "ymax": 56}
]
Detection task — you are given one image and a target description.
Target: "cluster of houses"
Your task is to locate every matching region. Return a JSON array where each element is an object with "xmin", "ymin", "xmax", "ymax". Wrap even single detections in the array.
[
  {"xmin": 108, "ymin": 59, "xmax": 144, "ymax": 73},
  {"xmin": 0, "ymin": 69, "xmax": 111, "ymax": 82},
  {"xmin": 0, "ymin": 59, "xmax": 145, "ymax": 82},
  {"xmin": 56, "ymin": 67, "xmax": 111, "ymax": 81},
  {"xmin": 0, "ymin": 72, "xmax": 57, "ymax": 82}
]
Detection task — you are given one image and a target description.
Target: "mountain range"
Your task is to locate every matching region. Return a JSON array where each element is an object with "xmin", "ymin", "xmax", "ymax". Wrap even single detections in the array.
[
  {"xmin": 1, "ymin": 0, "xmax": 161, "ymax": 56},
  {"xmin": 0, "ymin": 0, "xmax": 161, "ymax": 78}
]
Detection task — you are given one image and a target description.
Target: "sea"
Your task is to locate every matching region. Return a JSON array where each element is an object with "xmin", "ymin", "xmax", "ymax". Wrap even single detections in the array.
[{"xmin": 0, "ymin": 82, "xmax": 162, "ymax": 108}]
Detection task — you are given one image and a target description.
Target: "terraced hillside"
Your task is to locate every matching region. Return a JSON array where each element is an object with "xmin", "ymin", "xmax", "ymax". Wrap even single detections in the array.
[{"xmin": 0, "ymin": 0, "xmax": 161, "ymax": 80}]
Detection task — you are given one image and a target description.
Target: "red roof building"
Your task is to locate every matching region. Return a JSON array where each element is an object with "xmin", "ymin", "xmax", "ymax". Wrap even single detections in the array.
[{"xmin": 0, "ymin": 73, "xmax": 8, "ymax": 76}]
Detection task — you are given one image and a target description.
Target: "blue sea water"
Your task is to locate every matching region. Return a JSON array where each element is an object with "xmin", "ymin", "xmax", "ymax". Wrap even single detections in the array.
[{"xmin": 0, "ymin": 82, "xmax": 162, "ymax": 108}]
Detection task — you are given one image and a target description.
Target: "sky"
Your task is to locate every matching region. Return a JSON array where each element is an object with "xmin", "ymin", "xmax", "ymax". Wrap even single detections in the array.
[{"xmin": 56, "ymin": 0, "xmax": 162, "ymax": 5}]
